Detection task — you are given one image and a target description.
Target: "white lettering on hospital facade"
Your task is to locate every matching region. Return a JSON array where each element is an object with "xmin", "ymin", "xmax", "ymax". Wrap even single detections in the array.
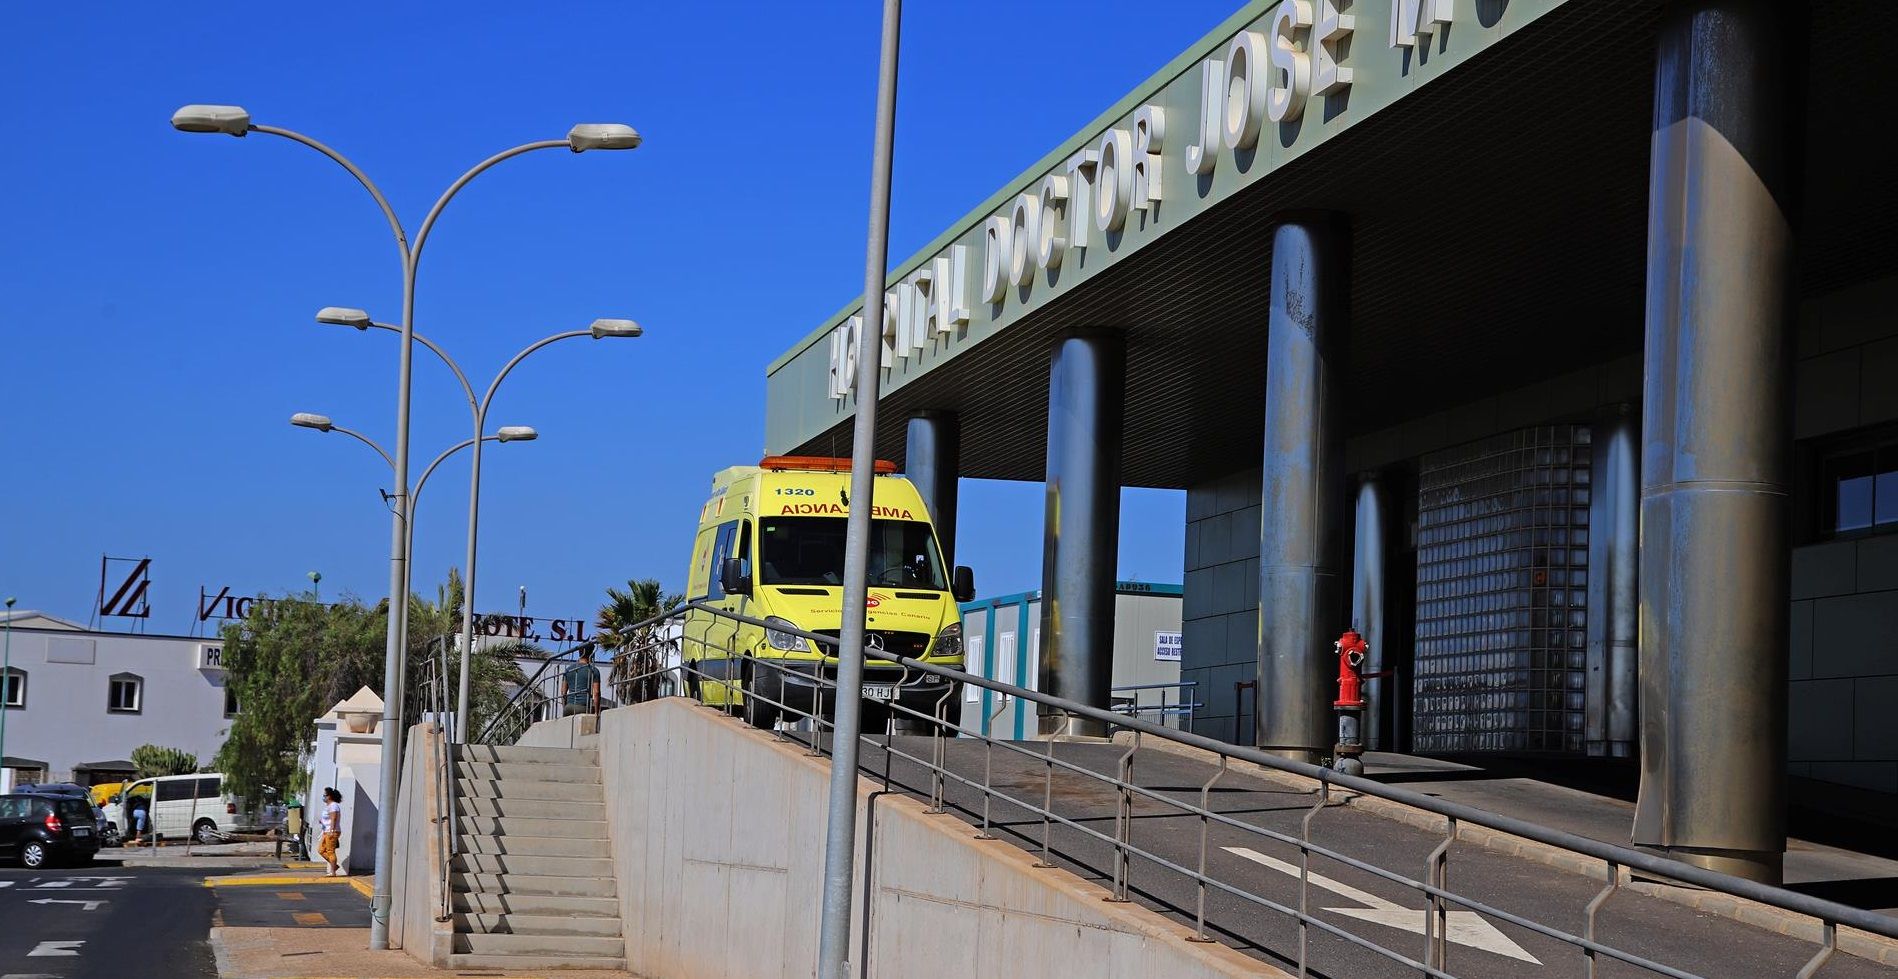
[{"xmin": 831, "ymin": 0, "xmax": 1389, "ymax": 399}]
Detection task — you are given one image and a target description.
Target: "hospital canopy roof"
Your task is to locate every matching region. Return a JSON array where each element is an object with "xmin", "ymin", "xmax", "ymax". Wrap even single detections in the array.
[{"xmin": 763, "ymin": 0, "xmax": 1898, "ymax": 488}]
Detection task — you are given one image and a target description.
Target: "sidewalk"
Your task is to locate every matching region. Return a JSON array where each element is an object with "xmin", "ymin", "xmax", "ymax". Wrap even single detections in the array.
[
  {"xmin": 107, "ymin": 839, "xmax": 291, "ymax": 871},
  {"xmin": 1358, "ymin": 751, "xmax": 1898, "ymax": 916},
  {"xmin": 203, "ymin": 866, "xmax": 642, "ymax": 979}
]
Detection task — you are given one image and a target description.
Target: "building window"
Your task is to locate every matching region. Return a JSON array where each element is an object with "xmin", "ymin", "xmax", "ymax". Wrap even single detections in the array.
[
  {"xmin": 2, "ymin": 668, "xmax": 24, "ymax": 709},
  {"xmin": 224, "ymin": 685, "xmax": 240, "ymax": 718},
  {"xmin": 1820, "ymin": 442, "xmax": 1898, "ymax": 537},
  {"xmin": 108, "ymin": 673, "xmax": 144, "ymax": 714}
]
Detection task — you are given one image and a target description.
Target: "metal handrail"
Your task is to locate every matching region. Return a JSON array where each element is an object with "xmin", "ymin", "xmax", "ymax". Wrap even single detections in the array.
[
  {"xmin": 1111, "ymin": 679, "xmax": 1199, "ymax": 729},
  {"xmin": 489, "ymin": 598, "xmax": 1895, "ymax": 977},
  {"xmin": 407, "ymin": 637, "xmax": 459, "ymax": 924},
  {"xmin": 689, "ymin": 602, "xmax": 1898, "ymax": 942},
  {"xmin": 475, "ymin": 639, "xmax": 607, "ymax": 744}
]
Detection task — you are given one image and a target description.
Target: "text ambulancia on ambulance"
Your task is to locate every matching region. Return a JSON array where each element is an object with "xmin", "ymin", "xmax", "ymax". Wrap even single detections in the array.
[{"xmin": 682, "ymin": 455, "xmax": 975, "ymax": 729}]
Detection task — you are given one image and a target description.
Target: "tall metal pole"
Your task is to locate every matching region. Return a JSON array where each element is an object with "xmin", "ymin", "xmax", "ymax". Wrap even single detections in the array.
[
  {"xmin": 1, "ymin": 597, "xmax": 15, "ymax": 789},
  {"xmin": 456, "ymin": 402, "xmax": 488, "ymax": 740},
  {"xmin": 179, "ymin": 115, "xmax": 616, "ymax": 950},
  {"xmin": 816, "ymin": 2, "xmax": 900, "ymax": 974},
  {"xmin": 366, "ymin": 139, "xmax": 564, "ymax": 949},
  {"xmin": 238, "ymin": 123, "xmax": 412, "ymax": 951},
  {"xmin": 455, "ymin": 330, "xmax": 592, "ymax": 739},
  {"xmin": 367, "ymin": 241, "xmax": 418, "ymax": 949}
]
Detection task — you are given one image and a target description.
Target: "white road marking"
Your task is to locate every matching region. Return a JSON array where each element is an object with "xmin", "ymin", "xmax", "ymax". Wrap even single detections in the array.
[
  {"xmin": 29, "ymin": 898, "xmax": 106, "ymax": 910},
  {"xmin": 31, "ymin": 881, "xmax": 71, "ymax": 889},
  {"xmin": 1223, "ymin": 846, "xmax": 1541, "ymax": 964},
  {"xmin": 26, "ymin": 941, "xmax": 83, "ymax": 957}
]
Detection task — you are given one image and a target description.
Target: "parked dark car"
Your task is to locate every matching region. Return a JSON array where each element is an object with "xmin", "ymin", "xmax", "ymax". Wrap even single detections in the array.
[
  {"xmin": 0, "ymin": 793, "xmax": 100, "ymax": 868},
  {"xmin": 17, "ymin": 782, "xmax": 116, "ymax": 846}
]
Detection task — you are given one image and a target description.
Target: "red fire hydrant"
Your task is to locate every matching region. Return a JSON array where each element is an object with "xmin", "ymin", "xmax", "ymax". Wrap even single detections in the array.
[
  {"xmin": 1331, "ymin": 629, "xmax": 1369, "ymax": 775},
  {"xmin": 1334, "ymin": 629, "xmax": 1368, "ymax": 709}
]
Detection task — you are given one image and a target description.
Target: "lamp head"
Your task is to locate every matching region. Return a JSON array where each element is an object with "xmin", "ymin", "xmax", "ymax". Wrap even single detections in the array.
[
  {"xmin": 171, "ymin": 104, "xmax": 252, "ymax": 136},
  {"xmin": 495, "ymin": 426, "xmax": 539, "ymax": 443},
  {"xmin": 567, "ymin": 123, "xmax": 641, "ymax": 152},
  {"xmin": 589, "ymin": 318, "xmax": 642, "ymax": 339},
  {"xmin": 290, "ymin": 412, "xmax": 334, "ymax": 432},
  {"xmin": 315, "ymin": 307, "xmax": 373, "ymax": 330}
]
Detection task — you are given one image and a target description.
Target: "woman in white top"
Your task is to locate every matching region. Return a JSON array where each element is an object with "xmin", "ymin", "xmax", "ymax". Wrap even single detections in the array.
[{"xmin": 318, "ymin": 787, "xmax": 344, "ymax": 877}]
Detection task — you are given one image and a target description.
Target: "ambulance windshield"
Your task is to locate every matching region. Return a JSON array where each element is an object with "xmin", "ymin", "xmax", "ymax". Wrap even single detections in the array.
[{"xmin": 759, "ymin": 518, "xmax": 946, "ymax": 589}]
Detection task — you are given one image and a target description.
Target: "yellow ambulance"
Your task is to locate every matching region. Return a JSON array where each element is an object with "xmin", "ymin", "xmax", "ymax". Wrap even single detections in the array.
[{"xmin": 682, "ymin": 455, "xmax": 972, "ymax": 728}]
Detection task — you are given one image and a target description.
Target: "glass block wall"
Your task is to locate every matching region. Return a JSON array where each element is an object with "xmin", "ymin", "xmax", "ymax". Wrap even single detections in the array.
[{"xmin": 1413, "ymin": 426, "xmax": 1592, "ymax": 753}]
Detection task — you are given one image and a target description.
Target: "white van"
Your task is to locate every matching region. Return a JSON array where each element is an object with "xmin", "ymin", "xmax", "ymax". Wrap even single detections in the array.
[{"xmin": 103, "ymin": 774, "xmax": 256, "ymax": 844}]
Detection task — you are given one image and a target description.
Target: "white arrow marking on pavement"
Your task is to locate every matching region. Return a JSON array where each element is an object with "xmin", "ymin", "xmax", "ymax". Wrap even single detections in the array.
[
  {"xmin": 31, "ymin": 881, "xmax": 72, "ymax": 888},
  {"xmin": 26, "ymin": 941, "xmax": 83, "ymax": 957},
  {"xmin": 1223, "ymin": 846, "xmax": 1541, "ymax": 964},
  {"xmin": 29, "ymin": 898, "xmax": 106, "ymax": 911}
]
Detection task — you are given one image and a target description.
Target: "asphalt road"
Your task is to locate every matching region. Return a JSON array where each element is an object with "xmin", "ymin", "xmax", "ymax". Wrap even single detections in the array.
[
  {"xmin": 0, "ymin": 863, "xmax": 216, "ymax": 979},
  {"xmin": 817, "ymin": 733, "xmax": 1893, "ymax": 979}
]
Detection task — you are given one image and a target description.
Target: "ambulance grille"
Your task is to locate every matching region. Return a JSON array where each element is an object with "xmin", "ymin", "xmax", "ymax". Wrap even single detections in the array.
[{"xmin": 813, "ymin": 630, "xmax": 931, "ymax": 660}]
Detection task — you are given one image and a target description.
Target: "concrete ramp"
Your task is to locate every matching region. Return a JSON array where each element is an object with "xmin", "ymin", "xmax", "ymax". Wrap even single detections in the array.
[{"xmin": 590, "ymin": 698, "xmax": 1276, "ymax": 978}]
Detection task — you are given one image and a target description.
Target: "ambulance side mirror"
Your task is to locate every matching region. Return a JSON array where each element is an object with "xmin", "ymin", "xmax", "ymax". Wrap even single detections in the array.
[
  {"xmin": 720, "ymin": 557, "xmax": 753, "ymax": 596},
  {"xmin": 952, "ymin": 566, "xmax": 976, "ymax": 603}
]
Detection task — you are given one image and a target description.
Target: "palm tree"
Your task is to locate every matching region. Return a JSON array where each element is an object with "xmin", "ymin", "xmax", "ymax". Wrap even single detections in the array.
[{"xmin": 596, "ymin": 578, "xmax": 681, "ymax": 705}]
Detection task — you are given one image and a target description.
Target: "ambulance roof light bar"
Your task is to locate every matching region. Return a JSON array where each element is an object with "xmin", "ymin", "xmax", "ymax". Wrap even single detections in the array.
[{"xmin": 759, "ymin": 455, "xmax": 898, "ymax": 475}]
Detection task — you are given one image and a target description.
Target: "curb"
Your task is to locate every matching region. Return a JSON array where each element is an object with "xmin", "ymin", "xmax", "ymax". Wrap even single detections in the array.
[
  {"xmin": 1118, "ymin": 734, "xmax": 1898, "ymax": 967},
  {"xmin": 202, "ymin": 873, "xmax": 362, "ymax": 889},
  {"xmin": 207, "ymin": 926, "xmax": 235, "ymax": 979}
]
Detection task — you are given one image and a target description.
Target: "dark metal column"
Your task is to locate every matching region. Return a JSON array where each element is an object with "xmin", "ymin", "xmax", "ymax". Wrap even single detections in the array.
[
  {"xmin": 1632, "ymin": 0, "xmax": 1795, "ymax": 884},
  {"xmin": 905, "ymin": 411, "xmax": 961, "ymax": 568},
  {"xmin": 1038, "ymin": 330, "xmax": 1125, "ymax": 738},
  {"xmin": 1586, "ymin": 406, "xmax": 1639, "ymax": 759},
  {"xmin": 1351, "ymin": 473, "xmax": 1388, "ymax": 751},
  {"xmin": 1257, "ymin": 217, "xmax": 1348, "ymax": 763}
]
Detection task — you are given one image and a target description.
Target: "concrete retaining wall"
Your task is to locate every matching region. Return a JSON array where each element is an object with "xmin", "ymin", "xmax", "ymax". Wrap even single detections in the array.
[
  {"xmin": 388, "ymin": 721, "xmax": 453, "ymax": 963},
  {"xmin": 516, "ymin": 712, "xmax": 598, "ymax": 748},
  {"xmin": 597, "ymin": 698, "xmax": 1277, "ymax": 978}
]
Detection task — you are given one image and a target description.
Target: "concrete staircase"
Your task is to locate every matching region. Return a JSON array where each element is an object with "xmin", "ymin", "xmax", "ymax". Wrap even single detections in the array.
[{"xmin": 448, "ymin": 743, "xmax": 624, "ymax": 970}]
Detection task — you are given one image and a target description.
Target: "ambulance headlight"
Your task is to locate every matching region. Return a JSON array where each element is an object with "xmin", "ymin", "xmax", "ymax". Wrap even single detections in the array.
[
  {"xmin": 933, "ymin": 622, "xmax": 963, "ymax": 659},
  {"xmin": 764, "ymin": 617, "xmax": 808, "ymax": 652}
]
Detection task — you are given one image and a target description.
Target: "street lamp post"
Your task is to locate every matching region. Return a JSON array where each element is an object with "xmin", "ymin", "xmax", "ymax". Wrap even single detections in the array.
[
  {"xmin": 817, "ymin": 1, "xmax": 903, "ymax": 974},
  {"xmin": 2, "ymin": 596, "xmax": 15, "ymax": 792},
  {"xmin": 312, "ymin": 311, "xmax": 640, "ymax": 737},
  {"xmin": 291, "ymin": 413, "xmax": 537, "ymax": 741},
  {"xmin": 176, "ymin": 104, "xmax": 638, "ymax": 947}
]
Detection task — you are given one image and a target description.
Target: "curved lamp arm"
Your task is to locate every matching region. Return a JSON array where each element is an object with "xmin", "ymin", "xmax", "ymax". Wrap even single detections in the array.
[
  {"xmin": 329, "ymin": 425, "xmax": 395, "ymax": 470},
  {"xmin": 248, "ymin": 125, "xmax": 410, "ymax": 264},
  {"xmin": 478, "ymin": 330, "xmax": 593, "ymax": 422},
  {"xmin": 365, "ymin": 320, "xmax": 477, "ymax": 414},
  {"xmin": 411, "ymin": 140, "xmax": 568, "ymax": 273},
  {"xmin": 413, "ymin": 435, "xmax": 484, "ymax": 515}
]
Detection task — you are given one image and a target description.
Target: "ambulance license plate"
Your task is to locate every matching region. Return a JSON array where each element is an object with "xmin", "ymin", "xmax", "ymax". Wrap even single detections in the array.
[{"xmin": 863, "ymin": 683, "xmax": 898, "ymax": 701}]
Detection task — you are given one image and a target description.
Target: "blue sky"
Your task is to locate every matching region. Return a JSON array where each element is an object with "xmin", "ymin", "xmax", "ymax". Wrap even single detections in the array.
[{"xmin": 0, "ymin": 1, "xmax": 1235, "ymax": 635}]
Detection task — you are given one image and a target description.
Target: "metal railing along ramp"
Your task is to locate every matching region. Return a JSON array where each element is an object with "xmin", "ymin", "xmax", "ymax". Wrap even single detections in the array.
[{"xmin": 476, "ymin": 602, "xmax": 1898, "ymax": 978}]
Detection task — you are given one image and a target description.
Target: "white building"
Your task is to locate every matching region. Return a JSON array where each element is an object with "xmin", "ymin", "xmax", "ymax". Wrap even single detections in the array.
[
  {"xmin": 303, "ymin": 687, "xmax": 386, "ymax": 873},
  {"xmin": 0, "ymin": 611, "xmax": 235, "ymax": 791},
  {"xmin": 958, "ymin": 584, "xmax": 1186, "ymax": 740}
]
